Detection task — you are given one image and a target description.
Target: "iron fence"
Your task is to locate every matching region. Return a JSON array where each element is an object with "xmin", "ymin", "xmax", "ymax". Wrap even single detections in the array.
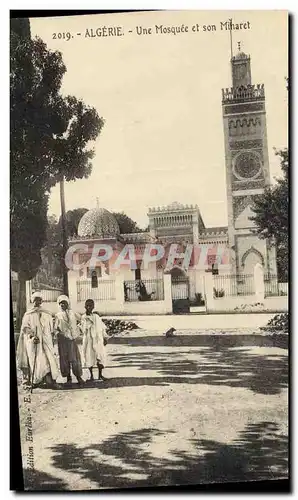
[
  {"xmin": 171, "ymin": 276, "xmax": 190, "ymax": 300},
  {"xmin": 212, "ymin": 274, "xmax": 255, "ymax": 297},
  {"xmin": 77, "ymin": 279, "xmax": 115, "ymax": 302},
  {"xmin": 124, "ymin": 279, "xmax": 164, "ymax": 302},
  {"xmin": 30, "ymin": 287, "xmax": 63, "ymax": 302},
  {"xmin": 264, "ymin": 275, "xmax": 288, "ymax": 297}
]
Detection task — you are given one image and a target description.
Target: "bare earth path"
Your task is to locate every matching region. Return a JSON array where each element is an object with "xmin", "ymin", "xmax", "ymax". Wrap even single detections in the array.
[{"xmin": 18, "ymin": 327, "xmax": 288, "ymax": 490}]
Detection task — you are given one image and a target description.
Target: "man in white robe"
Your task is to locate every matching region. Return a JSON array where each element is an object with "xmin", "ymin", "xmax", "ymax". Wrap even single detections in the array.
[
  {"xmin": 54, "ymin": 295, "xmax": 84, "ymax": 386},
  {"xmin": 16, "ymin": 292, "xmax": 60, "ymax": 389},
  {"xmin": 79, "ymin": 299, "xmax": 109, "ymax": 381}
]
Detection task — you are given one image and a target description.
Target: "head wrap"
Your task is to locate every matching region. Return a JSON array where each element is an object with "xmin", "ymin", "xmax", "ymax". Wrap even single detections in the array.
[
  {"xmin": 31, "ymin": 291, "xmax": 43, "ymax": 303},
  {"xmin": 57, "ymin": 295, "xmax": 70, "ymax": 306}
]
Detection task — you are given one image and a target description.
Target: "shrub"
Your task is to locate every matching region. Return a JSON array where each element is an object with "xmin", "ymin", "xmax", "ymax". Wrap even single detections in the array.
[
  {"xmin": 266, "ymin": 312, "xmax": 288, "ymax": 333},
  {"xmin": 234, "ymin": 303, "xmax": 264, "ymax": 312},
  {"xmin": 101, "ymin": 318, "xmax": 139, "ymax": 335},
  {"xmin": 190, "ymin": 293, "xmax": 205, "ymax": 307}
]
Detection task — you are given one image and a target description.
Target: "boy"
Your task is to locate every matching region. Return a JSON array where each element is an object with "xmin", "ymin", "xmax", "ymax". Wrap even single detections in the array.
[{"xmin": 80, "ymin": 299, "xmax": 109, "ymax": 381}]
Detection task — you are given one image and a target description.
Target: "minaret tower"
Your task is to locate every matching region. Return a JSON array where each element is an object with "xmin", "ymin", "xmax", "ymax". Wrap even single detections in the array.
[{"xmin": 222, "ymin": 43, "xmax": 277, "ymax": 275}]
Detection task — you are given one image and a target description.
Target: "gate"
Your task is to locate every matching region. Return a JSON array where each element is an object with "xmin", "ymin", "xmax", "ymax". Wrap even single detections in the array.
[{"xmin": 171, "ymin": 275, "xmax": 190, "ymax": 314}]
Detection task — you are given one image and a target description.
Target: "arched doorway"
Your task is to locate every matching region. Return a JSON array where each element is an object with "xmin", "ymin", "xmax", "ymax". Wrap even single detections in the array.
[
  {"xmin": 170, "ymin": 267, "xmax": 190, "ymax": 314},
  {"xmin": 241, "ymin": 247, "xmax": 264, "ymax": 275}
]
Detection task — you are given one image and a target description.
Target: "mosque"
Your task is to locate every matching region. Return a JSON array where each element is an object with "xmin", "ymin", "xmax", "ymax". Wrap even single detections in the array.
[{"xmin": 67, "ymin": 47, "xmax": 277, "ymax": 313}]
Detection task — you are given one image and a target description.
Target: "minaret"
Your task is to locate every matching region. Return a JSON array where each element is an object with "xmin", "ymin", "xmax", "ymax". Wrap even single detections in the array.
[{"xmin": 222, "ymin": 44, "xmax": 277, "ymax": 275}]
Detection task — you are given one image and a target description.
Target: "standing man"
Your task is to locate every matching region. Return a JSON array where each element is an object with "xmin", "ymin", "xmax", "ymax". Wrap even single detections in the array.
[
  {"xmin": 54, "ymin": 295, "xmax": 84, "ymax": 386},
  {"xmin": 80, "ymin": 299, "xmax": 109, "ymax": 381},
  {"xmin": 16, "ymin": 291, "xmax": 60, "ymax": 389}
]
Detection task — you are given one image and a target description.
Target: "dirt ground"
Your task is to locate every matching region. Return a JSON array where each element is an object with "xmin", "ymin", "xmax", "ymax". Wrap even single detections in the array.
[{"xmin": 17, "ymin": 327, "xmax": 288, "ymax": 491}]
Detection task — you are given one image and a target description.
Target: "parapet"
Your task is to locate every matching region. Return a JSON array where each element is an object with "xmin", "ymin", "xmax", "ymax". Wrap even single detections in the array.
[{"xmin": 222, "ymin": 84, "xmax": 265, "ymax": 104}]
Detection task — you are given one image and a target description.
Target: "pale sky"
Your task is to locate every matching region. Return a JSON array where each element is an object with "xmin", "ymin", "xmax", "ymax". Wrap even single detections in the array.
[{"xmin": 30, "ymin": 10, "xmax": 288, "ymax": 229}]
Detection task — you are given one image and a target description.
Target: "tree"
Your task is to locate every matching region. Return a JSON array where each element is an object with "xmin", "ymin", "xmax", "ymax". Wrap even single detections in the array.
[
  {"xmin": 10, "ymin": 18, "xmax": 104, "ymax": 328},
  {"xmin": 250, "ymin": 148, "xmax": 289, "ymax": 281},
  {"xmin": 58, "ymin": 206, "xmax": 89, "ymax": 293},
  {"xmin": 34, "ymin": 208, "xmax": 89, "ymax": 288},
  {"xmin": 33, "ymin": 215, "xmax": 64, "ymax": 288},
  {"xmin": 112, "ymin": 212, "xmax": 144, "ymax": 234},
  {"xmin": 60, "ymin": 208, "xmax": 89, "ymax": 238},
  {"xmin": 10, "ymin": 17, "xmax": 31, "ymax": 38}
]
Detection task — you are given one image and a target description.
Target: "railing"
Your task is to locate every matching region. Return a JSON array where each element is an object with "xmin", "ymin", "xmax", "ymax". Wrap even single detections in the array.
[
  {"xmin": 264, "ymin": 275, "xmax": 288, "ymax": 297},
  {"xmin": 222, "ymin": 84, "xmax": 265, "ymax": 103},
  {"xmin": 213, "ymin": 274, "xmax": 255, "ymax": 297},
  {"xmin": 124, "ymin": 279, "xmax": 164, "ymax": 302},
  {"xmin": 171, "ymin": 276, "xmax": 190, "ymax": 300},
  {"xmin": 279, "ymin": 283, "xmax": 288, "ymax": 296},
  {"xmin": 31, "ymin": 288, "xmax": 63, "ymax": 303},
  {"xmin": 155, "ymin": 218, "xmax": 193, "ymax": 227},
  {"xmin": 77, "ymin": 279, "xmax": 115, "ymax": 302}
]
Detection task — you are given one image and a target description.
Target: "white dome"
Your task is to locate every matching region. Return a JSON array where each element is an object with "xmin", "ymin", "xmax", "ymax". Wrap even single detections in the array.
[{"xmin": 77, "ymin": 207, "xmax": 120, "ymax": 238}]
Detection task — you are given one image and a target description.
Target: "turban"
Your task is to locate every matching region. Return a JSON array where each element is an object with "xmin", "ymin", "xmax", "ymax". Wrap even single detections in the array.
[
  {"xmin": 31, "ymin": 291, "xmax": 43, "ymax": 302},
  {"xmin": 57, "ymin": 295, "xmax": 70, "ymax": 306}
]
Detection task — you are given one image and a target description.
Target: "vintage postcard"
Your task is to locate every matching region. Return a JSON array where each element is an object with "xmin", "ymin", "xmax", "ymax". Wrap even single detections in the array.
[{"xmin": 11, "ymin": 10, "xmax": 289, "ymax": 491}]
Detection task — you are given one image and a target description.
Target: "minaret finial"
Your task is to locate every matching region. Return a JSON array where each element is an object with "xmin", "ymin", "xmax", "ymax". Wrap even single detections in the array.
[
  {"xmin": 96, "ymin": 197, "xmax": 99, "ymax": 208},
  {"xmin": 229, "ymin": 18, "xmax": 233, "ymax": 60}
]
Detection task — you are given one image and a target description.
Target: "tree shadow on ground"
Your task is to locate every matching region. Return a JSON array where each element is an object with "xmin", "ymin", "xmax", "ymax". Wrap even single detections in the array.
[
  {"xmin": 109, "ymin": 333, "xmax": 288, "ymax": 350},
  {"xmin": 34, "ymin": 335, "xmax": 288, "ymax": 395},
  {"xmin": 23, "ymin": 468, "xmax": 68, "ymax": 491},
  {"xmin": 30, "ymin": 333, "xmax": 288, "ymax": 396},
  {"xmin": 107, "ymin": 336, "xmax": 288, "ymax": 395},
  {"xmin": 35, "ymin": 421, "xmax": 288, "ymax": 491}
]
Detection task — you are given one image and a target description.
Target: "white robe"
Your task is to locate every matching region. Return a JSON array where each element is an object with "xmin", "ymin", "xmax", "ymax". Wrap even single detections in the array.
[
  {"xmin": 54, "ymin": 310, "xmax": 81, "ymax": 339},
  {"xmin": 80, "ymin": 314, "xmax": 108, "ymax": 368},
  {"xmin": 17, "ymin": 307, "xmax": 59, "ymax": 384}
]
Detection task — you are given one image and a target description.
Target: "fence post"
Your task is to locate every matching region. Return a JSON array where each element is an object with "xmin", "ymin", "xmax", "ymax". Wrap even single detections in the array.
[
  {"xmin": 115, "ymin": 274, "xmax": 125, "ymax": 308},
  {"xmin": 204, "ymin": 272, "xmax": 214, "ymax": 313},
  {"xmin": 254, "ymin": 263, "xmax": 265, "ymax": 303},
  {"xmin": 163, "ymin": 274, "xmax": 172, "ymax": 313},
  {"xmin": 195, "ymin": 270, "xmax": 205, "ymax": 295}
]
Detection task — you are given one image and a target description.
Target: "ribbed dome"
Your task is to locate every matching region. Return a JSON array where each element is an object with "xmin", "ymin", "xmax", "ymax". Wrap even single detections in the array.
[{"xmin": 77, "ymin": 207, "xmax": 120, "ymax": 238}]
